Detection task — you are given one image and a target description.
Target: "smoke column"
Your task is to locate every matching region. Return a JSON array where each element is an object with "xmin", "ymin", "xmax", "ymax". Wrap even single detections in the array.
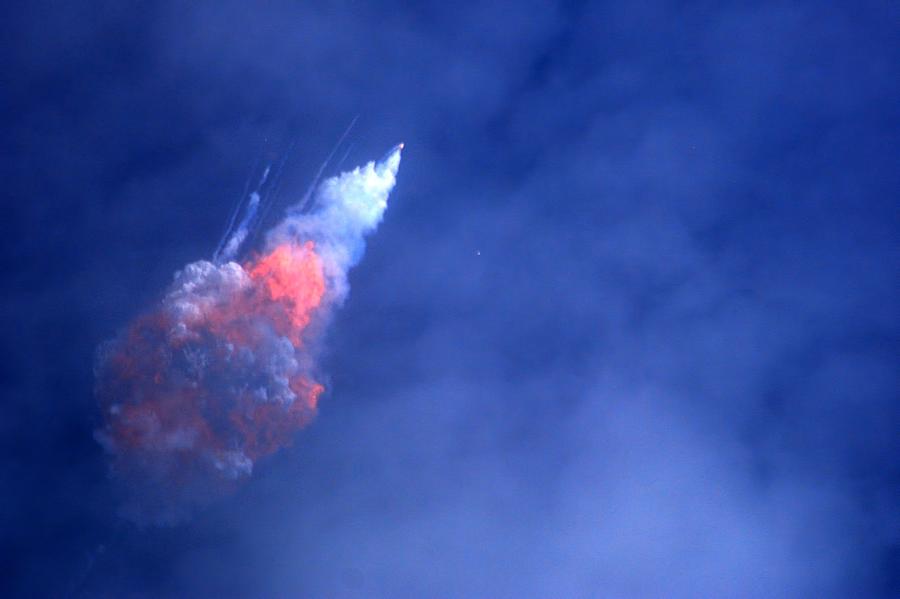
[{"xmin": 94, "ymin": 145, "xmax": 402, "ymax": 524}]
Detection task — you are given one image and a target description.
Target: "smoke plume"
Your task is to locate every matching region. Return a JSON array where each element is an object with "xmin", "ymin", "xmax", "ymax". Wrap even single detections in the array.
[{"xmin": 94, "ymin": 146, "xmax": 402, "ymax": 524}]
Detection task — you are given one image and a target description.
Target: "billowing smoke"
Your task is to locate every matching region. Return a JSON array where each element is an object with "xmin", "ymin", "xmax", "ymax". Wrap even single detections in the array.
[{"xmin": 94, "ymin": 145, "xmax": 402, "ymax": 524}]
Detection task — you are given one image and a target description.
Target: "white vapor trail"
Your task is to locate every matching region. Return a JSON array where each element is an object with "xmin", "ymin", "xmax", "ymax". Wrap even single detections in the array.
[{"xmin": 267, "ymin": 142, "xmax": 403, "ymax": 303}]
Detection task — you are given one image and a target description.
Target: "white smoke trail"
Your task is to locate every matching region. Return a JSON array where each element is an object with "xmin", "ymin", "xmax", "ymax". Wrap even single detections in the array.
[{"xmin": 267, "ymin": 142, "xmax": 403, "ymax": 303}]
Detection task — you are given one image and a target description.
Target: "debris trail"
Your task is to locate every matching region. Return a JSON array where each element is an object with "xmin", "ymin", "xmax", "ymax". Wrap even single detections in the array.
[
  {"xmin": 216, "ymin": 165, "xmax": 271, "ymax": 262},
  {"xmin": 214, "ymin": 156, "xmax": 261, "ymax": 260}
]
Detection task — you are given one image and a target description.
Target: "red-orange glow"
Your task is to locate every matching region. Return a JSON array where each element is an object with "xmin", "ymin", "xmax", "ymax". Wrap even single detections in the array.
[
  {"xmin": 248, "ymin": 241, "xmax": 325, "ymax": 342},
  {"xmin": 230, "ymin": 377, "xmax": 323, "ymax": 460},
  {"xmin": 95, "ymin": 241, "xmax": 328, "ymax": 507}
]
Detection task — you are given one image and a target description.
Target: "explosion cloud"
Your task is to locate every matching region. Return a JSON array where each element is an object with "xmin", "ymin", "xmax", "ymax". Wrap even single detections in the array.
[{"xmin": 94, "ymin": 145, "xmax": 402, "ymax": 524}]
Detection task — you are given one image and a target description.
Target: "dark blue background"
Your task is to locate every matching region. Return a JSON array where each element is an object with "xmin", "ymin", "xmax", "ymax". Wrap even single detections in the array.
[{"xmin": 2, "ymin": 1, "xmax": 898, "ymax": 597}]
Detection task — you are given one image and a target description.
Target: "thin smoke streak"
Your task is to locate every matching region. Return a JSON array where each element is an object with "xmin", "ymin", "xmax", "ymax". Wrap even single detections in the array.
[{"xmin": 214, "ymin": 155, "xmax": 261, "ymax": 261}]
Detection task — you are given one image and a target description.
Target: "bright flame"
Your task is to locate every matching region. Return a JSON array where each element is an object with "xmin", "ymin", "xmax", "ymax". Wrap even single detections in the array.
[{"xmin": 248, "ymin": 241, "xmax": 325, "ymax": 338}]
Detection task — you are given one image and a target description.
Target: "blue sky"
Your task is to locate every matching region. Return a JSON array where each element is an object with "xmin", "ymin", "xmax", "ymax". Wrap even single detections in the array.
[{"xmin": 2, "ymin": 1, "xmax": 898, "ymax": 597}]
